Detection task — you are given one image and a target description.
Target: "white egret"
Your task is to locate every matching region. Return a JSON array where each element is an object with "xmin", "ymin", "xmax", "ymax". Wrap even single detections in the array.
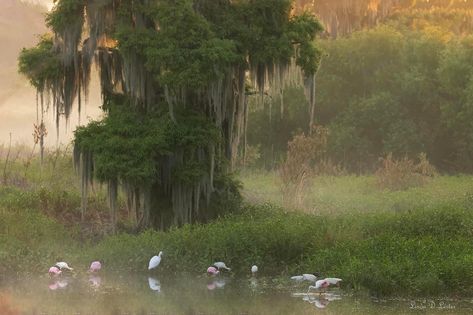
[
  {"xmin": 148, "ymin": 251, "xmax": 163, "ymax": 270},
  {"xmin": 251, "ymin": 265, "xmax": 258, "ymax": 274}
]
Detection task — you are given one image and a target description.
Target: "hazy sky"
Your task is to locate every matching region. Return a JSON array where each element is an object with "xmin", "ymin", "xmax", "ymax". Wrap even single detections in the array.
[{"xmin": 0, "ymin": 0, "xmax": 101, "ymax": 147}]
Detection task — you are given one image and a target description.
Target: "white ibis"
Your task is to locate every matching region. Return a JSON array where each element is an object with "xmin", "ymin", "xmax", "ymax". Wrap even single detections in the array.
[
  {"xmin": 307, "ymin": 277, "xmax": 342, "ymax": 294},
  {"xmin": 148, "ymin": 251, "xmax": 163, "ymax": 270},
  {"xmin": 55, "ymin": 262, "xmax": 73, "ymax": 271},
  {"xmin": 291, "ymin": 273, "xmax": 319, "ymax": 282},
  {"xmin": 213, "ymin": 261, "xmax": 231, "ymax": 271},
  {"xmin": 251, "ymin": 265, "xmax": 258, "ymax": 274}
]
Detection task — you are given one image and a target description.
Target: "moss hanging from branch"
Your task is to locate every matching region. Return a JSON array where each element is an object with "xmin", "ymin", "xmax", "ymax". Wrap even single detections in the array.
[{"xmin": 19, "ymin": 0, "xmax": 323, "ymax": 230}]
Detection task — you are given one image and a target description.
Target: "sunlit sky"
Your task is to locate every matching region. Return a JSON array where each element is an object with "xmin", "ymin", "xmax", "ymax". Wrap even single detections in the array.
[{"xmin": 0, "ymin": 0, "xmax": 101, "ymax": 147}]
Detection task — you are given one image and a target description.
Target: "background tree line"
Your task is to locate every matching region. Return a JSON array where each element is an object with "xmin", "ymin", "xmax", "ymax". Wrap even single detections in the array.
[{"xmin": 247, "ymin": 17, "xmax": 473, "ymax": 173}]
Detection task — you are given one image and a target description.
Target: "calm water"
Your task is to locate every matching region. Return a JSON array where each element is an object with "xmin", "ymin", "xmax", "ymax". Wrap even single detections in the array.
[{"xmin": 1, "ymin": 273, "xmax": 472, "ymax": 314}]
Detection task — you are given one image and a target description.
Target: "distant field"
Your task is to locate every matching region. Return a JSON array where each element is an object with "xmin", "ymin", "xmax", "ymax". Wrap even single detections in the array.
[{"xmin": 239, "ymin": 171, "xmax": 473, "ymax": 215}]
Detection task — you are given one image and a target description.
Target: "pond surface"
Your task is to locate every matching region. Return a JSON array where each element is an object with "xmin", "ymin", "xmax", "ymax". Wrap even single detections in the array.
[{"xmin": 0, "ymin": 273, "xmax": 472, "ymax": 314}]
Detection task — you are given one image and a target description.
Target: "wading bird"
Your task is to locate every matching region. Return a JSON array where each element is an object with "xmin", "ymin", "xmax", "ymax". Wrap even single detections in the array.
[
  {"xmin": 307, "ymin": 278, "xmax": 342, "ymax": 294},
  {"xmin": 207, "ymin": 266, "xmax": 219, "ymax": 276},
  {"xmin": 48, "ymin": 266, "xmax": 62, "ymax": 276},
  {"xmin": 55, "ymin": 262, "xmax": 73, "ymax": 271},
  {"xmin": 213, "ymin": 261, "xmax": 231, "ymax": 271},
  {"xmin": 89, "ymin": 261, "xmax": 102, "ymax": 272},
  {"xmin": 291, "ymin": 273, "xmax": 319, "ymax": 282},
  {"xmin": 251, "ymin": 265, "xmax": 258, "ymax": 275},
  {"xmin": 148, "ymin": 251, "xmax": 163, "ymax": 270}
]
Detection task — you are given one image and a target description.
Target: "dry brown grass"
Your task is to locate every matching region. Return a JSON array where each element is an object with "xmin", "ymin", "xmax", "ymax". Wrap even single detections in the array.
[
  {"xmin": 376, "ymin": 153, "xmax": 437, "ymax": 191},
  {"xmin": 279, "ymin": 125, "xmax": 329, "ymax": 207}
]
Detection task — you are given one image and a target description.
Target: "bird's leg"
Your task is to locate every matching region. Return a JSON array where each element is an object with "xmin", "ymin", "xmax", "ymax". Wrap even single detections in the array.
[{"xmin": 306, "ymin": 286, "xmax": 313, "ymax": 295}]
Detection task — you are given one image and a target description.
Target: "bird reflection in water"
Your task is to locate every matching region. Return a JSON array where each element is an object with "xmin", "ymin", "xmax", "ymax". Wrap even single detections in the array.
[
  {"xmin": 148, "ymin": 277, "xmax": 161, "ymax": 292},
  {"xmin": 300, "ymin": 293, "xmax": 342, "ymax": 309},
  {"xmin": 48, "ymin": 278, "xmax": 69, "ymax": 291},
  {"xmin": 207, "ymin": 278, "xmax": 227, "ymax": 290},
  {"xmin": 88, "ymin": 275, "xmax": 101, "ymax": 290}
]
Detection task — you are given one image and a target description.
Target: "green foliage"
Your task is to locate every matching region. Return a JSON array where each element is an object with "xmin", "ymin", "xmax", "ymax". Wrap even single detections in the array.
[
  {"xmin": 239, "ymin": 172, "xmax": 473, "ymax": 215},
  {"xmin": 248, "ymin": 24, "xmax": 473, "ymax": 172},
  {"xmin": 2, "ymin": 164, "xmax": 473, "ymax": 296},
  {"xmin": 247, "ymin": 86, "xmax": 310, "ymax": 169},
  {"xmin": 18, "ymin": 35, "xmax": 61, "ymax": 90},
  {"xmin": 75, "ymin": 98, "xmax": 220, "ymax": 186},
  {"xmin": 0, "ymin": 191, "xmax": 77, "ymax": 274},
  {"xmin": 116, "ymin": 0, "xmax": 323, "ymax": 89},
  {"xmin": 45, "ymin": 0, "xmax": 84, "ymax": 33},
  {"xmin": 117, "ymin": 1, "xmax": 239, "ymax": 89},
  {"xmin": 81, "ymin": 202, "xmax": 473, "ymax": 296}
]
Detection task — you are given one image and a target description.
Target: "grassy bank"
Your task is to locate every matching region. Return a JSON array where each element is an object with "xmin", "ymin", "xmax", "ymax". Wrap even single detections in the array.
[
  {"xmin": 1, "ymin": 153, "xmax": 473, "ymax": 296},
  {"xmin": 2, "ymin": 185, "xmax": 473, "ymax": 296},
  {"xmin": 240, "ymin": 171, "xmax": 473, "ymax": 215}
]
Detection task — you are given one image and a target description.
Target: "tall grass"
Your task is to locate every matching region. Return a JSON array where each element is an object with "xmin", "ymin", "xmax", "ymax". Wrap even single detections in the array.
[
  {"xmin": 240, "ymin": 171, "xmax": 473, "ymax": 215},
  {"xmin": 78, "ymin": 203, "xmax": 473, "ymax": 296},
  {"xmin": 2, "ymin": 147, "xmax": 473, "ymax": 296},
  {"xmin": 2, "ymin": 189, "xmax": 473, "ymax": 295}
]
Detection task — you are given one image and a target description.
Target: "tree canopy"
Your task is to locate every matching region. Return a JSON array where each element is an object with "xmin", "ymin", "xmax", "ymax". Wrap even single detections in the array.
[{"xmin": 19, "ymin": 0, "xmax": 323, "ymax": 229}]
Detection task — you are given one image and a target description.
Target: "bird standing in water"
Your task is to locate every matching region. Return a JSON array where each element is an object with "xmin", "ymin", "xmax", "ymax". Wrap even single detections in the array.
[
  {"xmin": 148, "ymin": 251, "xmax": 163, "ymax": 270},
  {"xmin": 251, "ymin": 265, "xmax": 258, "ymax": 275},
  {"xmin": 89, "ymin": 261, "xmax": 102, "ymax": 272},
  {"xmin": 54, "ymin": 262, "xmax": 73, "ymax": 271},
  {"xmin": 213, "ymin": 261, "xmax": 231, "ymax": 271},
  {"xmin": 307, "ymin": 278, "xmax": 342, "ymax": 294},
  {"xmin": 48, "ymin": 266, "xmax": 62, "ymax": 276},
  {"xmin": 207, "ymin": 266, "xmax": 219, "ymax": 276}
]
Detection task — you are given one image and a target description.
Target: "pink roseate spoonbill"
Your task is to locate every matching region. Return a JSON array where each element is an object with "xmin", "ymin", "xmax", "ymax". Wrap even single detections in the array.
[
  {"xmin": 207, "ymin": 266, "xmax": 219, "ymax": 276},
  {"xmin": 148, "ymin": 251, "xmax": 163, "ymax": 270},
  {"xmin": 48, "ymin": 266, "xmax": 62, "ymax": 277},
  {"xmin": 213, "ymin": 261, "xmax": 231, "ymax": 271},
  {"xmin": 307, "ymin": 278, "xmax": 342, "ymax": 294},
  {"xmin": 55, "ymin": 261, "xmax": 73, "ymax": 271},
  {"xmin": 251, "ymin": 265, "xmax": 258, "ymax": 275},
  {"xmin": 291, "ymin": 273, "xmax": 320, "ymax": 282},
  {"xmin": 89, "ymin": 261, "xmax": 102, "ymax": 272}
]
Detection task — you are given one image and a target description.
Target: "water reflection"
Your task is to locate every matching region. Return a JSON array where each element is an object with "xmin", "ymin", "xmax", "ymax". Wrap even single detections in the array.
[
  {"xmin": 300, "ymin": 293, "xmax": 342, "ymax": 309},
  {"xmin": 89, "ymin": 275, "xmax": 101, "ymax": 290},
  {"xmin": 48, "ymin": 278, "xmax": 69, "ymax": 291},
  {"xmin": 148, "ymin": 277, "xmax": 161, "ymax": 292},
  {"xmin": 249, "ymin": 277, "xmax": 258, "ymax": 290},
  {"xmin": 207, "ymin": 278, "xmax": 227, "ymax": 290},
  {"xmin": 1, "ymin": 274, "xmax": 473, "ymax": 314}
]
